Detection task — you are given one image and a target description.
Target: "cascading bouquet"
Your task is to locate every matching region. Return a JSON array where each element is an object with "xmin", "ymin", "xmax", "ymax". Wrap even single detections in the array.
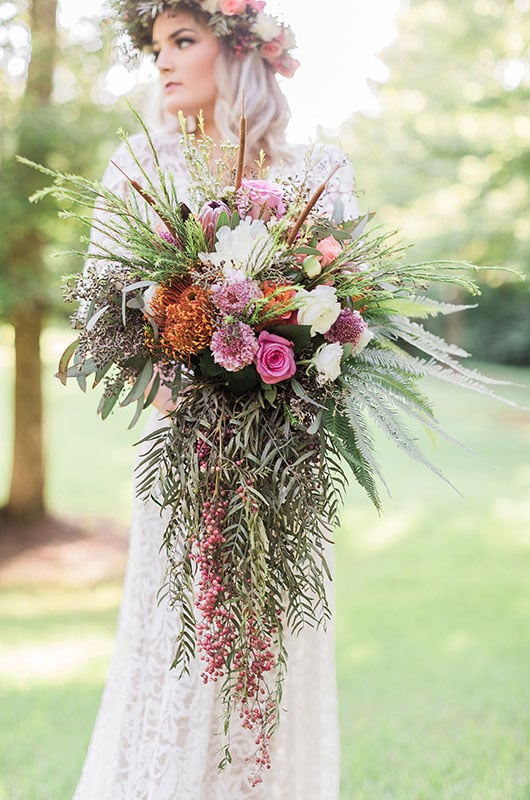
[{"xmin": 22, "ymin": 113, "xmax": 510, "ymax": 783}]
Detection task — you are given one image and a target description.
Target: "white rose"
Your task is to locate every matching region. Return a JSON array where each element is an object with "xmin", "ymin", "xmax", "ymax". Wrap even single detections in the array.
[
  {"xmin": 199, "ymin": 219, "xmax": 273, "ymax": 276},
  {"xmin": 350, "ymin": 327, "xmax": 373, "ymax": 355},
  {"xmin": 313, "ymin": 342, "xmax": 343, "ymax": 383},
  {"xmin": 252, "ymin": 11, "xmax": 281, "ymax": 42},
  {"xmin": 279, "ymin": 24, "xmax": 296, "ymax": 50},
  {"xmin": 296, "ymin": 285, "xmax": 341, "ymax": 336}
]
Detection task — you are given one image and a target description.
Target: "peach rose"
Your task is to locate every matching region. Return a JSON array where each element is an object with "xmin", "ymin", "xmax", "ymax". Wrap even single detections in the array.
[{"xmin": 317, "ymin": 235, "xmax": 343, "ymax": 267}]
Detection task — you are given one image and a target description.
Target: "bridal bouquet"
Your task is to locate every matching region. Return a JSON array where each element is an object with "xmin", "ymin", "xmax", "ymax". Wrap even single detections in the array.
[{"xmin": 23, "ymin": 114, "xmax": 508, "ymax": 783}]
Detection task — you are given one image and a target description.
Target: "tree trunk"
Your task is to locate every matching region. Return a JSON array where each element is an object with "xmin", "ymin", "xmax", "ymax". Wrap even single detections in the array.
[
  {"xmin": 5, "ymin": 0, "xmax": 58, "ymax": 521},
  {"xmin": 8, "ymin": 303, "xmax": 45, "ymax": 518}
]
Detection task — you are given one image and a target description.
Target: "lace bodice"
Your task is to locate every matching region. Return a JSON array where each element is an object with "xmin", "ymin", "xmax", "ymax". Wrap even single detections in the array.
[{"xmin": 97, "ymin": 129, "xmax": 359, "ymax": 223}]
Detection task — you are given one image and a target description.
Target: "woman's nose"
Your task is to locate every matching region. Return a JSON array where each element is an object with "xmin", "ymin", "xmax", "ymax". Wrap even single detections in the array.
[{"xmin": 156, "ymin": 47, "xmax": 173, "ymax": 72}]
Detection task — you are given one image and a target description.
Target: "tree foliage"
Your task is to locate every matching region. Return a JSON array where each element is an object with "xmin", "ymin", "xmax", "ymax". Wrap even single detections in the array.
[
  {"xmin": 339, "ymin": 0, "xmax": 530, "ymax": 363},
  {"xmin": 0, "ymin": 0, "xmax": 130, "ymax": 520},
  {"xmin": 0, "ymin": 1, "xmax": 130, "ymax": 318}
]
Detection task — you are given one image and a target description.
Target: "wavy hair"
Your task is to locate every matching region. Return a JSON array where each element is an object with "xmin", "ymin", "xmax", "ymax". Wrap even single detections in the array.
[{"xmin": 213, "ymin": 49, "xmax": 293, "ymax": 165}]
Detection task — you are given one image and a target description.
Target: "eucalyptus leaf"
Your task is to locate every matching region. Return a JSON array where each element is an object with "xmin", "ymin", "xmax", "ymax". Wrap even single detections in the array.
[
  {"xmin": 144, "ymin": 370, "xmax": 161, "ymax": 408},
  {"xmin": 56, "ymin": 338, "xmax": 79, "ymax": 386},
  {"xmin": 121, "ymin": 359, "xmax": 154, "ymax": 406},
  {"xmin": 127, "ymin": 294, "xmax": 145, "ymax": 310},
  {"xmin": 99, "ymin": 389, "xmax": 121, "ymax": 420},
  {"xmin": 128, "ymin": 396, "xmax": 145, "ymax": 429}
]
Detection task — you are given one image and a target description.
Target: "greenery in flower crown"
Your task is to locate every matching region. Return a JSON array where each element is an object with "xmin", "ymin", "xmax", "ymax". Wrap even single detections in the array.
[
  {"xmin": 111, "ymin": 0, "xmax": 300, "ymax": 76},
  {"xmin": 20, "ymin": 110, "xmax": 518, "ymax": 785}
]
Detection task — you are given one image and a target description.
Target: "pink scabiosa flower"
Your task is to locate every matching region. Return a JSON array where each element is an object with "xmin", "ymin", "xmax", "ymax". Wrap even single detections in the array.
[
  {"xmin": 324, "ymin": 308, "xmax": 367, "ymax": 346},
  {"xmin": 210, "ymin": 322, "xmax": 259, "ymax": 372},
  {"xmin": 236, "ymin": 178, "xmax": 286, "ymax": 222},
  {"xmin": 198, "ymin": 200, "xmax": 231, "ymax": 247},
  {"xmin": 211, "ymin": 279, "xmax": 263, "ymax": 316}
]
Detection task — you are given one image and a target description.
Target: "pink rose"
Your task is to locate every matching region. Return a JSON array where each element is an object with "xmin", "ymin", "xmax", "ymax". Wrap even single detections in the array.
[
  {"xmin": 219, "ymin": 0, "xmax": 247, "ymax": 14},
  {"xmin": 260, "ymin": 39, "xmax": 284, "ymax": 62},
  {"xmin": 275, "ymin": 55, "xmax": 300, "ymax": 78},
  {"xmin": 236, "ymin": 178, "xmax": 286, "ymax": 222},
  {"xmin": 255, "ymin": 331, "xmax": 296, "ymax": 384},
  {"xmin": 317, "ymin": 235, "xmax": 343, "ymax": 267},
  {"xmin": 248, "ymin": 0, "xmax": 265, "ymax": 8}
]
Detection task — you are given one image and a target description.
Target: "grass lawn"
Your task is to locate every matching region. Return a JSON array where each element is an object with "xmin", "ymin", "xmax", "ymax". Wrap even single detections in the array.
[{"xmin": 1, "ymin": 324, "xmax": 529, "ymax": 800}]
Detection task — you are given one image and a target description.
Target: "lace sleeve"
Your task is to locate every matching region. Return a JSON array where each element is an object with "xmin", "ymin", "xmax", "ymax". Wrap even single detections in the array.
[
  {"xmin": 310, "ymin": 144, "xmax": 360, "ymax": 222},
  {"xmin": 83, "ymin": 141, "xmax": 139, "ymax": 276}
]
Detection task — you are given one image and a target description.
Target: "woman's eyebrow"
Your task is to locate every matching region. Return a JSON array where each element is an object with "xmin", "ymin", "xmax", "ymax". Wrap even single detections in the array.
[{"xmin": 152, "ymin": 27, "xmax": 197, "ymax": 47}]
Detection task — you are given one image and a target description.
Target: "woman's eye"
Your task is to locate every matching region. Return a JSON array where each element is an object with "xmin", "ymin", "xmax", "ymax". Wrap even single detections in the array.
[
  {"xmin": 152, "ymin": 37, "xmax": 195, "ymax": 60},
  {"xmin": 176, "ymin": 37, "xmax": 194, "ymax": 49}
]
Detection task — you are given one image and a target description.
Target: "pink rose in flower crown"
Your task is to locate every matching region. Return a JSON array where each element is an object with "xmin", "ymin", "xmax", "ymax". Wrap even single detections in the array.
[
  {"xmin": 317, "ymin": 235, "xmax": 343, "ymax": 267},
  {"xmin": 275, "ymin": 55, "xmax": 300, "ymax": 78},
  {"xmin": 236, "ymin": 178, "xmax": 286, "ymax": 222},
  {"xmin": 219, "ymin": 0, "xmax": 247, "ymax": 14},
  {"xmin": 255, "ymin": 331, "xmax": 296, "ymax": 384},
  {"xmin": 260, "ymin": 39, "xmax": 284, "ymax": 62}
]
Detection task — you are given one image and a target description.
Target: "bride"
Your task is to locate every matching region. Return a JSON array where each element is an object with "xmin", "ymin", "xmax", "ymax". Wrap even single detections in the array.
[{"xmin": 73, "ymin": 2, "xmax": 359, "ymax": 798}]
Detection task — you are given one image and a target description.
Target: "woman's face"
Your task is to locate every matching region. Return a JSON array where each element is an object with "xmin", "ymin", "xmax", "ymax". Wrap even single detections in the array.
[{"xmin": 152, "ymin": 11, "xmax": 221, "ymax": 126}]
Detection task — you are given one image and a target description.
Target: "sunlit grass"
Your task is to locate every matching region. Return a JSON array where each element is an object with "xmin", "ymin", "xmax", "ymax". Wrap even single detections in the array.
[{"xmin": 1, "ymin": 324, "xmax": 529, "ymax": 799}]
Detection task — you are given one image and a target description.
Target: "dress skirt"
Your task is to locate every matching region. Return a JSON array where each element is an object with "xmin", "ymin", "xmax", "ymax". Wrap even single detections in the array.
[{"xmin": 72, "ymin": 410, "xmax": 340, "ymax": 800}]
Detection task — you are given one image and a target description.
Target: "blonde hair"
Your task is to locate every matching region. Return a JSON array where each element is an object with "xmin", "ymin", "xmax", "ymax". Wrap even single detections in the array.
[{"xmin": 214, "ymin": 49, "xmax": 293, "ymax": 166}]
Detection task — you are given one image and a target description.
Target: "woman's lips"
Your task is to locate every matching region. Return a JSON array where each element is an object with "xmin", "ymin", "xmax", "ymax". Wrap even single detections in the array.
[{"xmin": 165, "ymin": 82, "xmax": 183, "ymax": 92}]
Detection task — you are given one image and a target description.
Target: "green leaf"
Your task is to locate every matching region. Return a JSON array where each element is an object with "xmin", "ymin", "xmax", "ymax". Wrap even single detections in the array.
[
  {"xmin": 215, "ymin": 211, "xmax": 231, "ymax": 231},
  {"xmin": 226, "ymin": 365, "xmax": 259, "ymax": 396},
  {"xmin": 120, "ymin": 359, "xmax": 154, "ymax": 406},
  {"xmin": 126, "ymin": 294, "xmax": 145, "ymax": 310},
  {"xmin": 56, "ymin": 339, "xmax": 79, "ymax": 386},
  {"xmin": 144, "ymin": 369, "xmax": 161, "ymax": 408},
  {"xmin": 376, "ymin": 296, "xmax": 477, "ymax": 319},
  {"xmin": 270, "ymin": 324, "xmax": 311, "ymax": 352},
  {"xmin": 128, "ymin": 396, "xmax": 145, "ymax": 429},
  {"xmin": 199, "ymin": 350, "xmax": 227, "ymax": 378},
  {"xmin": 99, "ymin": 389, "xmax": 121, "ymax": 420}
]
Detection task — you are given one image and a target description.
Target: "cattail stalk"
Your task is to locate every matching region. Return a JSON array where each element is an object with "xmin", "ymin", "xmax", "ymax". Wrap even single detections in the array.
[
  {"xmin": 235, "ymin": 95, "xmax": 247, "ymax": 191},
  {"xmin": 111, "ymin": 161, "xmax": 180, "ymax": 241},
  {"xmin": 286, "ymin": 165, "xmax": 340, "ymax": 246}
]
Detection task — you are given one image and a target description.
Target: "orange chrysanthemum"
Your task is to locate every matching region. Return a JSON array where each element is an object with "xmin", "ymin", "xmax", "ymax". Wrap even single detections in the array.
[{"xmin": 161, "ymin": 284, "xmax": 215, "ymax": 359}]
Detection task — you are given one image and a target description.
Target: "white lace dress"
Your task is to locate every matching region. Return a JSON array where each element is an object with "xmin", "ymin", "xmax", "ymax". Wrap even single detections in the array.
[{"xmin": 72, "ymin": 132, "xmax": 359, "ymax": 800}]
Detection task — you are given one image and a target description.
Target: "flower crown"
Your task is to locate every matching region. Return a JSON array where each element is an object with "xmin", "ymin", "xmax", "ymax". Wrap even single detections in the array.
[{"xmin": 112, "ymin": 0, "xmax": 300, "ymax": 77}]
